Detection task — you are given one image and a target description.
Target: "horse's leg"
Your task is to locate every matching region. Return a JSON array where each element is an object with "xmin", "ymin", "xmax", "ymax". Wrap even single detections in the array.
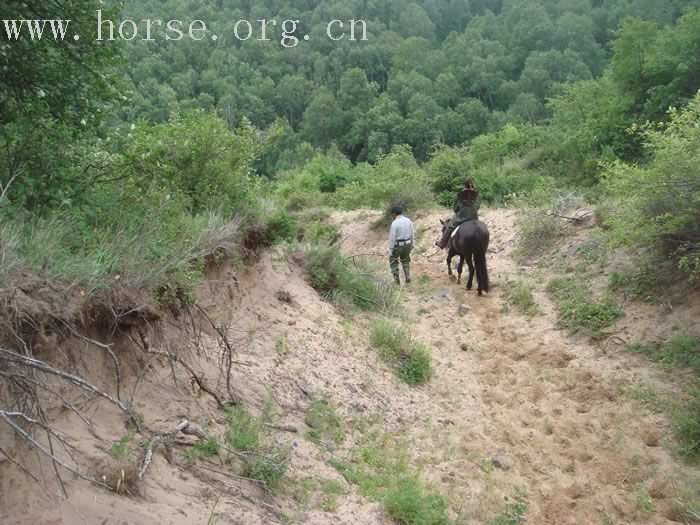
[
  {"xmin": 456, "ymin": 256, "xmax": 464, "ymax": 284},
  {"xmin": 466, "ymin": 254, "xmax": 475, "ymax": 290},
  {"xmin": 446, "ymin": 252, "xmax": 453, "ymax": 277}
]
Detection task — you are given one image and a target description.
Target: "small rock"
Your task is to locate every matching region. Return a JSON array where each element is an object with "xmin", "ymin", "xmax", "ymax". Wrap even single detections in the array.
[
  {"xmin": 431, "ymin": 288, "xmax": 450, "ymax": 300},
  {"xmin": 458, "ymin": 304, "xmax": 470, "ymax": 316},
  {"xmin": 350, "ymin": 401, "xmax": 365, "ymax": 413},
  {"xmin": 276, "ymin": 290, "xmax": 294, "ymax": 303},
  {"xmin": 460, "ymin": 343, "xmax": 468, "ymax": 352},
  {"xmin": 490, "ymin": 454, "xmax": 514, "ymax": 470},
  {"xmin": 345, "ymin": 382, "xmax": 358, "ymax": 394}
]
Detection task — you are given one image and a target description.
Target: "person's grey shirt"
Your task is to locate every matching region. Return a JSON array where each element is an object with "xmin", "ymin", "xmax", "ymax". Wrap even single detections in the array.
[{"xmin": 388, "ymin": 215, "xmax": 414, "ymax": 251}]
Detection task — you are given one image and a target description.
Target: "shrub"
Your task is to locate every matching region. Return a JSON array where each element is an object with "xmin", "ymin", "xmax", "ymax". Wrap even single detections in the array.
[
  {"xmin": 304, "ymin": 221, "xmax": 340, "ymax": 244},
  {"xmin": 602, "ymin": 94, "xmax": 700, "ymax": 282},
  {"xmin": 369, "ymin": 319, "xmax": 433, "ymax": 386},
  {"xmin": 225, "ymin": 406, "xmax": 259, "ymax": 452},
  {"xmin": 515, "ymin": 210, "xmax": 566, "ymax": 259},
  {"xmin": 305, "ymin": 398, "xmax": 344, "ymax": 444},
  {"xmin": 266, "ymin": 210, "xmax": 301, "ymax": 243},
  {"xmin": 546, "ymin": 277, "xmax": 623, "ymax": 338},
  {"xmin": 501, "ymin": 281, "xmax": 542, "ymax": 317},
  {"xmin": 304, "ymin": 245, "xmax": 395, "ymax": 311},
  {"xmin": 384, "ymin": 478, "xmax": 450, "ymax": 525},
  {"xmin": 335, "ymin": 146, "xmax": 435, "ymax": 213},
  {"xmin": 242, "ymin": 447, "xmax": 289, "ymax": 489}
]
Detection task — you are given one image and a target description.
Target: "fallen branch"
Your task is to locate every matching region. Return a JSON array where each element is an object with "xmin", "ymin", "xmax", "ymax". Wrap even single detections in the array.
[{"xmin": 0, "ymin": 347, "xmax": 136, "ymax": 425}]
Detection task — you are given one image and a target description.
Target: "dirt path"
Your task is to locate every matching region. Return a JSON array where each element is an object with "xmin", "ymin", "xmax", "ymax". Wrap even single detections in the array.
[{"xmin": 330, "ymin": 208, "xmax": 697, "ymax": 524}]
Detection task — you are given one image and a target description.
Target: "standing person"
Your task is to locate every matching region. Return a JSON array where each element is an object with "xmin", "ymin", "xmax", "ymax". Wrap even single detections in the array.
[
  {"xmin": 387, "ymin": 205, "xmax": 414, "ymax": 285},
  {"xmin": 435, "ymin": 178, "xmax": 481, "ymax": 249}
]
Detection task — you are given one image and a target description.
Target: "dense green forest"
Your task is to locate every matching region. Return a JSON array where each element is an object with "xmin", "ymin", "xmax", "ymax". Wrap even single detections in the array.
[{"xmin": 0, "ymin": 0, "xmax": 698, "ymax": 290}]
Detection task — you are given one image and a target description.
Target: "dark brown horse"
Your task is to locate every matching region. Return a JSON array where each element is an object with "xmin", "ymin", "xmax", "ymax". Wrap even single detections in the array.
[{"xmin": 440, "ymin": 219, "xmax": 490, "ymax": 295}]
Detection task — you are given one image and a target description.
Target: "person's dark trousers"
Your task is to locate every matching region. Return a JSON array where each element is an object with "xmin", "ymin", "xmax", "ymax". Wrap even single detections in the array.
[{"xmin": 390, "ymin": 244, "xmax": 412, "ymax": 284}]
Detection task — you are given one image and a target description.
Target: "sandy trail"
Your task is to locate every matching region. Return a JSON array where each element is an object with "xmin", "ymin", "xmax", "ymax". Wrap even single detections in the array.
[
  {"xmin": 330, "ymin": 208, "xmax": 697, "ymax": 524},
  {"xmin": 1, "ymin": 207, "xmax": 697, "ymax": 525}
]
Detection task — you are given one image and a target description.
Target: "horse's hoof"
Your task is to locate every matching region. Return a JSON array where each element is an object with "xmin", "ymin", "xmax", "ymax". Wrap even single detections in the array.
[
  {"xmin": 477, "ymin": 291, "xmax": 483, "ymax": 296},
  {"xmin": 466, "ymin": 285, "xmax": 472, "ymax": 291}
]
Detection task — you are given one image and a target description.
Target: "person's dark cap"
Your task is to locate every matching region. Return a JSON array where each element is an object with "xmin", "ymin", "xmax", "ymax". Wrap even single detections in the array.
[
  {"xmin": 391, "ymin": 205, "xmax": 404, "ymax": 216},
  {"xmin": 464, "ymin": 178, "xmax": 474, "ymax": 188}
]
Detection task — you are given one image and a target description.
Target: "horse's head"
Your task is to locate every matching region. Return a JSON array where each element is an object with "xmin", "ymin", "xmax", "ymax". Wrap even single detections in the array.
[{"xmin": 439, "ymin": 218, "xmax": 449, "ymax": 234}]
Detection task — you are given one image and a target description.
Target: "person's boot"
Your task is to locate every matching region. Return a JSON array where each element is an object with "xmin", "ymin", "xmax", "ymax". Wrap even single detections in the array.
[
  {"xmin": 435, "ymin": 226, "xmax": 453, "ymax": 249},
  {"xmin": 393, "ymin": 273, "xmax": 401, "ymax": 285},
  {"xmin": 403, "ymin": 267, "xmax": 411, "ymax": 283}
]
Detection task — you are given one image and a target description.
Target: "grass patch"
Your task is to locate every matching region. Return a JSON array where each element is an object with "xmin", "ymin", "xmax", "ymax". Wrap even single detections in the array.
[
  {"xmin": 546, "ymin": 276, "xmax": 622, "ymax": 338},
  {"xmin": 329, "ymin": 432, "xmax": 451, "ymax": 525},
  {"xmin": 242, "ymin": 447, "xmax": 289, "ymax": 489},
  {"xmin": 622, "ymin": 381, "xmax": 700, "ymax": 463},
  {"xmin": 629, "ymin": 333, "xmax": 700, "ymax": 373},
  {"xmin": 500, "ymin": 280, "xmax": 542, "ymax": 317},
  {"xmin": 305, "ymin": 398, "xmax": 344, "ymax": 444},
  {"xmin": 609, "ymin": 255, "xmax": 678, "ymax": 305},
  {"xmin": 492, "ymin": 487, "xmax": 528, "ymax": 525},
  {"xmin": 108, "ymin": 433, "xmax": 139, "ymax": 462},
  {"xmin": 304, "ymin": 244, "xmax": 397, "ymax": 311},
  {"xmin": 369, "ymin": 319, "xmax": 433, "ymax": 386},
  {"xmin": 225, "ymin": 406, "xmax": 260, "ymax": 452}
]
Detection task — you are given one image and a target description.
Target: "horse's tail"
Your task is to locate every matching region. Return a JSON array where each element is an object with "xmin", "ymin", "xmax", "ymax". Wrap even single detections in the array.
[{"xmin": 474, "ymin": 248, "xmax": 490, "ymax": 293}]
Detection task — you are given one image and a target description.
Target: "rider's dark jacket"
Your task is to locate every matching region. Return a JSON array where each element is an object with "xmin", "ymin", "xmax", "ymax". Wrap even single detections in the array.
[{"xmin": 448, "ymin": 189, "xmax": 480, "ymax": 228}]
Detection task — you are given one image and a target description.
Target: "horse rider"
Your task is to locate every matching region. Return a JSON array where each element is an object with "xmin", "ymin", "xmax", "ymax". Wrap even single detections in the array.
[
  {"xmin": 435, "ymin": 178, "xmax": 481, "ymax": 249},
  {"xmin": 388, "ymin": 205, "xmax": 414, "ymax": 285}
]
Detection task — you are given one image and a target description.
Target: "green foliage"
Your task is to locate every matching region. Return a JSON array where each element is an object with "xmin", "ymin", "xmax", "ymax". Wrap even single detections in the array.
[
  {"xmin": 189, "ymin": 437, "xmax": 221, "ymax": 459},
  {"xmin": 546, "ymin": 277, "xmax": 623, "ymax": 338},
  {"xmin": 492, "ymin": 488, "xmax": 529, "ymax": 525},
  {"xmin": 305, "ymin": 399, "xmax": 344, "ymax": 444},
  {"xmin": 330, "ymin": 432, "xmax": 451, "ymax": 525},
  {"xmin": 109, "ymin": 433, "xmax": 138, "ymax": 462},
  {"xmin": 501, "ymin": 281, "xmax": 543, "ymax": 318},
  {"xmin": 334, "ymin": 146, "xmax": 435, "ymax": 214},
  {"xmin": 265, "ymin": 210, "xmax": 301, "ymax": 243},
  {"xmin": 603, "ymin": 94, "xmax": 700, "ymax": 282},
  {"xmin": 225, "ymin": 407, "xmax": 260, "ymax": 452},
  {"xmin": 0, "ymin": 1, "xmax": 122, "ymax": 209},
  {"xmin": 515, "ymin": 210, "xmax": 566, "ymax": 259},
  {"xmin": 629, "ymin": 333, "xmax": 700, "ymax": 373},
  {"xmin": 242, "ymin": 447, "xmax": 289, "ymax": 489},
  {"xmin": 385, "ymin": 478, "xmax": 451, "ymax": 525},
  {"xmin": 303, "ymin": 222, "xmax": 340, "ymax": 245},
  {"xmin": 369, "ymin": 319, "xmax": 433, "ymax": 386},
  {"xmin": 304, "ymin": 244, "xmax": 396, "ymax": 311}
]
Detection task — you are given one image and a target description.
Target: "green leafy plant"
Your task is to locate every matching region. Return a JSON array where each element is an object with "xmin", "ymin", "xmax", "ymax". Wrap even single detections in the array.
[
  {"xmin": 500, "ymin": 281, "xmax": 542, "ymax": 318},
  {"xmin": 546, "ymin": 277, "xmax": 623, "ymax": 338},
  {"xmin": 369, "ymin": 319, "xmax": 433, "ymax": 386},
  {"xmin": 225, "ymin": 406, "xmax": 260, "ymax": 452},
  {"xmin": 305, "ymin": 398, "xmax": 344, "ymax": 444}
]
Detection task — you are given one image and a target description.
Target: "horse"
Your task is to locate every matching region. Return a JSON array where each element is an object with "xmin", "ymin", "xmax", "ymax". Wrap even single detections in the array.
[{"xmin": 440, "ymin": 219, "xmax": 490, "ymax": 296}]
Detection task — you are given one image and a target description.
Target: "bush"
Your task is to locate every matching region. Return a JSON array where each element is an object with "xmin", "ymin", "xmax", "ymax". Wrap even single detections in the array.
[
  {"xmin": 384, "ymin": 478, "xmax": 450, "ymax": 525},
  {"xmin": 501, "ymin": 281, "xmax": 542, "ymax": 317},
  {"xmin": 335, "ymin": 146, "xmax": 435, "ymax": 213},
  {"xmin": 266, "ymin": 210, "xmax": 301, "ymax": 243},
  {"xmin": 547, "ymin": 277, "xmax": 623, "ymax": 338},
  {"xmin": 305, "ymin": 398, "xmax": 344, "ymax": 444},
  {"xmin": 304, "ymin": 245, "xmax": 396, "ymax": 311},
  {"xmin": 242, "ymin": 447, "xmax": 289, "ymax": 489},
  {"xmin": 369, "ymin": 319, "xmax": 433, "ymax": 386},
  {"xmin": 225, "ymin": 407, "xmax": 260, "ymax": 452},
  {"xmin": 515, "ymin": 210, "xmax": 566, "ymax": 260},
  {"xmin": 603, "ymin": 94, "xmax": 700, "ymax": 282}
]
